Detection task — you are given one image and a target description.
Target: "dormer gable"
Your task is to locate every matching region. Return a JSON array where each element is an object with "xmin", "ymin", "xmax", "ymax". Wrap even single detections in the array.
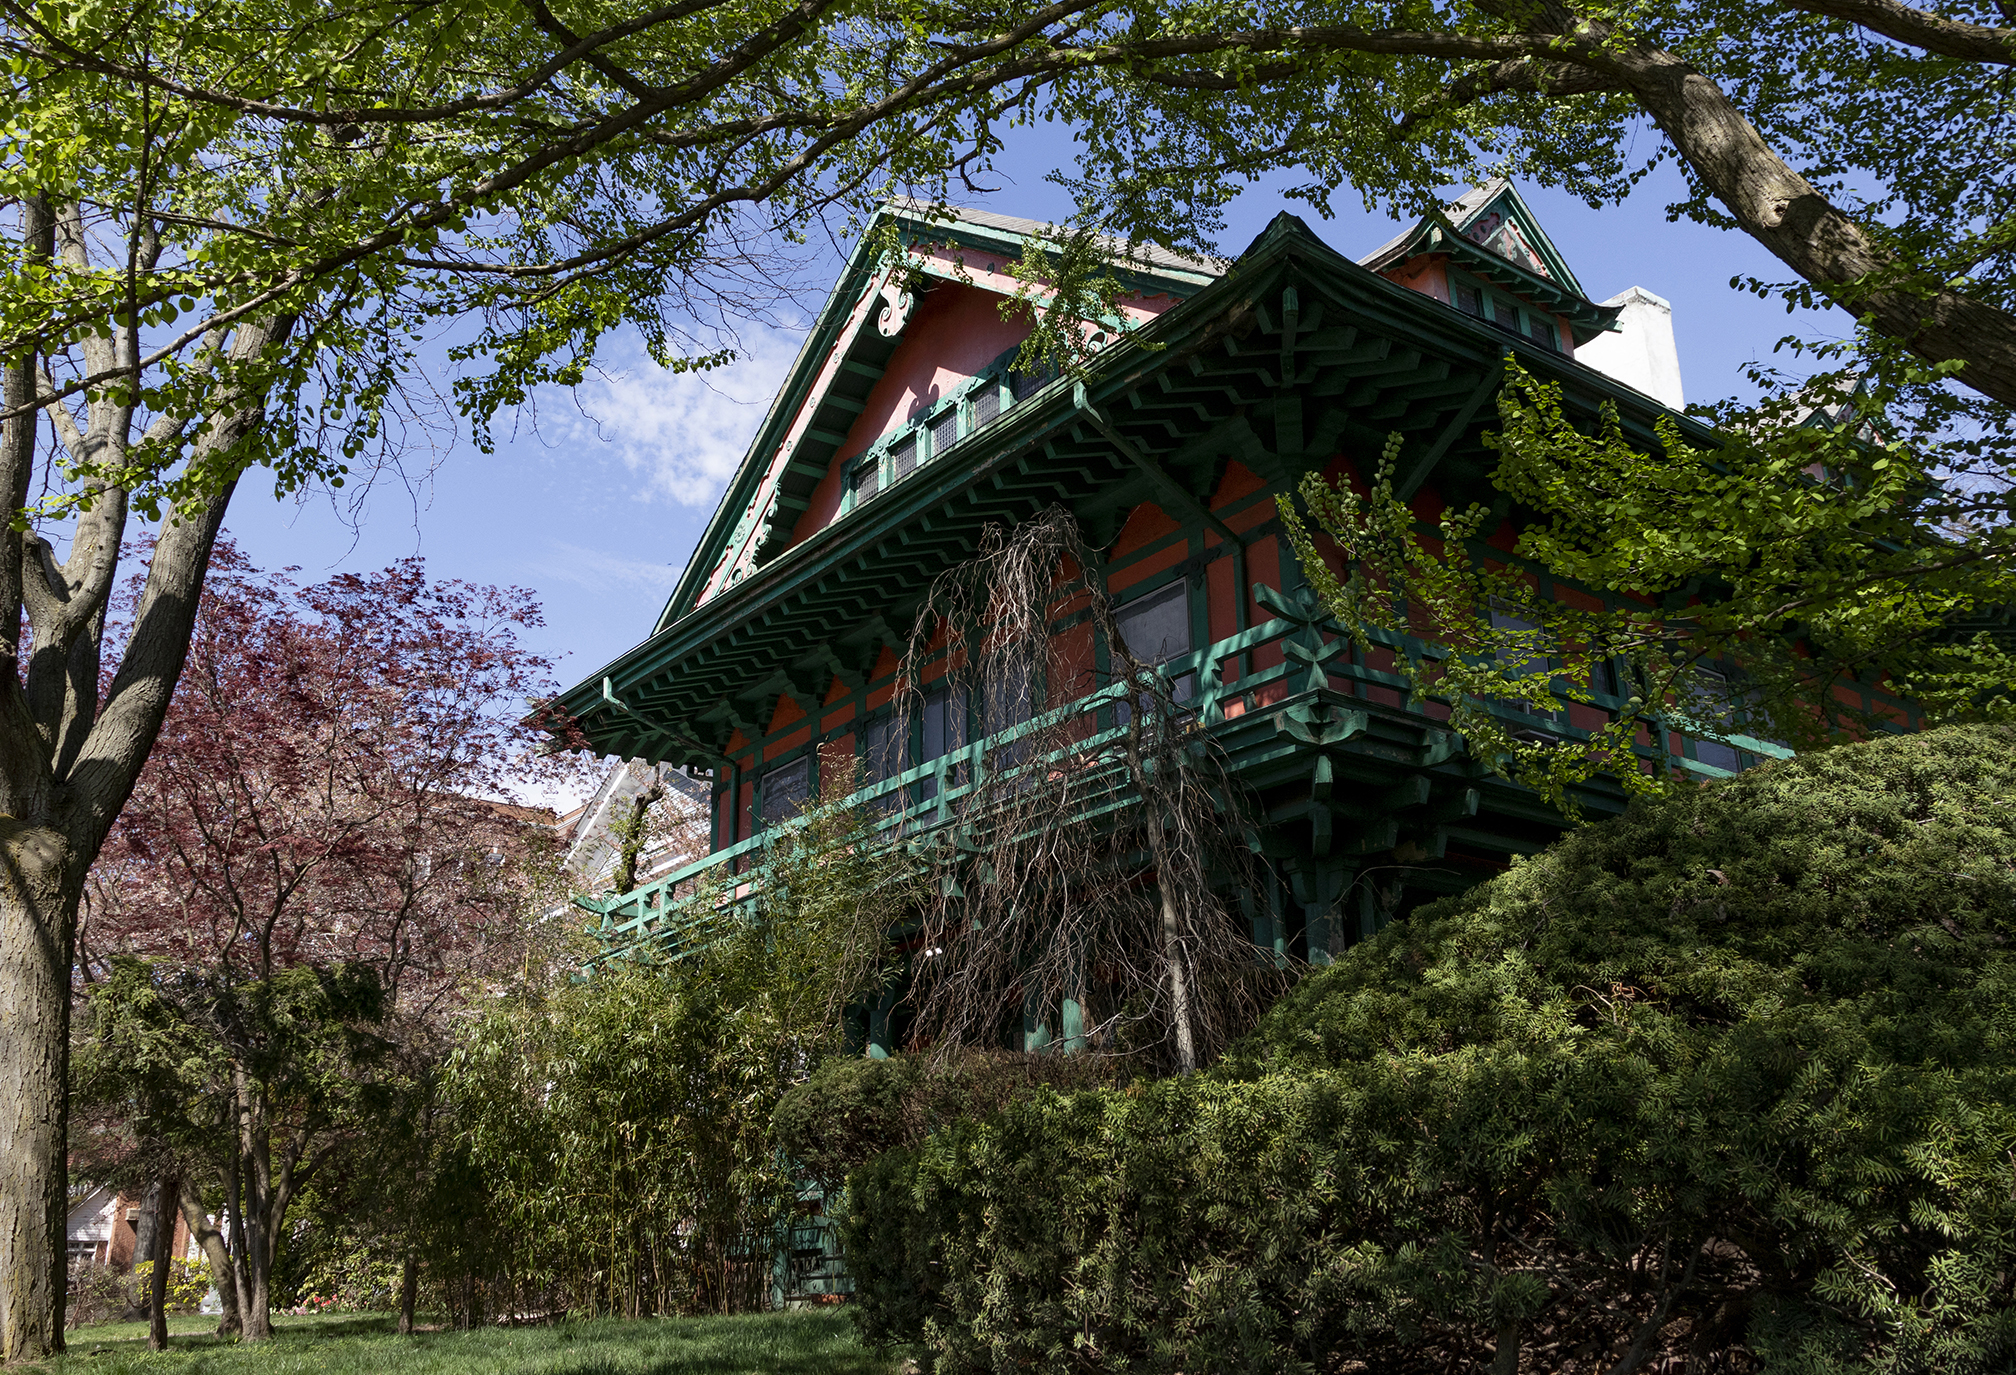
[
  {"xmin": 1360, "ymin": 180, "xmax": 1621, "ymax": 352},
  {"xmin": 658, "ymin": 202, "xmax": 1223, "ymax": 632}
]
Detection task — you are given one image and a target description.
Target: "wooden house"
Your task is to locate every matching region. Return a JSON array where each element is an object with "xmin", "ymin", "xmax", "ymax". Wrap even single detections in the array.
[{"xmin": 545, "ymin": 184, "xmax": 1914, "ymax": 1019}]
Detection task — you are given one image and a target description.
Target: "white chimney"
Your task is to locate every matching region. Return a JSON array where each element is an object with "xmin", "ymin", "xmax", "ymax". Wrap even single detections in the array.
[{"xmin": 1575, "ymin": 287, "xmax": 1684, "ymax": 411}]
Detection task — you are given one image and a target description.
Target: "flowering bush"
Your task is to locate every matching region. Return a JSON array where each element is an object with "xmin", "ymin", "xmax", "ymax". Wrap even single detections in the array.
[{"xmin": 65, "ymin": 1256, "xmax": 214, "ymax": 1327}]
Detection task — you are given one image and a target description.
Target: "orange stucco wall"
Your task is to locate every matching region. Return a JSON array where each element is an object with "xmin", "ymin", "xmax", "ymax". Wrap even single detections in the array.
[
  {"xmin": 787, "ymin": 270, "xmax": 1188, "ymax": 552},
  {"xmin": 791, "ymin": 281, "xmax": 1034, "ymax": 546}
]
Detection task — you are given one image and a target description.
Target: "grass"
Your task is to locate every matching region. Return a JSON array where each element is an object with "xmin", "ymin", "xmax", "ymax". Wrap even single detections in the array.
[{"xmin": 42, "ymin": 1309, "xmax": 899, "ymax": 1375}]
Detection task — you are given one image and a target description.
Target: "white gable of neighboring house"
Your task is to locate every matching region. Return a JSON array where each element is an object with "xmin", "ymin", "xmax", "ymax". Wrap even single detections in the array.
[
  {"xmin": 564, "ymin": 759, "xmax": 712, "ymax": 891},
  {"xmin": 1575, "ymin": 286, "xmax": 1685, "ymax": 411},
  {"xmin": 65, "ymin": 1185, "xmax": 120, "ymax": 1265}
]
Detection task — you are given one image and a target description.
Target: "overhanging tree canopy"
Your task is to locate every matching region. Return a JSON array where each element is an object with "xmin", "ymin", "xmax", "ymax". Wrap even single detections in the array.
[{"xmin": 3, "ymin": 0, "xmax": 2014, "ymax": 1355}]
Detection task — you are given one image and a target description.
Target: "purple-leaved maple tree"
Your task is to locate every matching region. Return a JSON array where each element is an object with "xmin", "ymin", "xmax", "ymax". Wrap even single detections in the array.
[{"xmin": 71, "ymin": 544, "xmax": 570, "ymax": 1341}]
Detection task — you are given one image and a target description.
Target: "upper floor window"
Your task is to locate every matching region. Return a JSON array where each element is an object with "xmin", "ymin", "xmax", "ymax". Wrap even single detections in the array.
[
  {"xmin": 1487, "ymin": 604, "xmax": 1564, "ymax": 734},
  {"xmin": 861, "ymin": 685, "xmax": 971, "ymax": 809},
  {"xmin": 1452, "ymin": 274, "xmax": 1560, "ymax": 352},
  {"xmin": 918, "ymin": 684, "xmax": 968, "ymax": 801},
  {"xmin": 850, "ymin": 455, "xmax": 880, "ymax": 506},
  {"xmin": 1116, "ymin": 581, "xmax": 1191, "ymax": 664},
  {"xmin": 841, "ymin": 358, "xmax": 1062, "ymax": 518},
  {"xmin": 1114, "ymin": 582, "xmax": 1196, "ymax": 716},
  {"xmin": 1686, "ymin": 667, "xmax": 1786, "ymax": 773},
  {"xmin": 758, "ymin": 756, "xmax": 812, "ymax": 828}
]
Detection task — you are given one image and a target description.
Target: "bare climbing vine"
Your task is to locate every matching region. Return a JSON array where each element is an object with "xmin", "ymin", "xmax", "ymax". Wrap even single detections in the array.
[{"xmin": 888, "ymin": 507, "xmax": 1288, "ymax": 1074}]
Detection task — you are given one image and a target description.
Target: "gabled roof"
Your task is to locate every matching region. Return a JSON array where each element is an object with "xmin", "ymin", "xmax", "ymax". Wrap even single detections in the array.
[
  {"xmin": 654, "ymin": 200, "xmax": 1226, "ymax": 635},
  {"xmin": 550, "ymin": 206, "xmax": 1720, "ymax": 771},
  {"xmin": 885, "ymin": 197, "xmax": 1229, "ymax": 279},
  {"xmin": 1360, "ymin": 180, "xmax": 1619, "ymax": 344}
]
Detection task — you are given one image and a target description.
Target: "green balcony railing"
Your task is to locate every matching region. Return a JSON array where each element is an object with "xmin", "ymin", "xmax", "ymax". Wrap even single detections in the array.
[{"xmin": 578, "ymin": 590, "xmax": 1792, "ymax": 954}]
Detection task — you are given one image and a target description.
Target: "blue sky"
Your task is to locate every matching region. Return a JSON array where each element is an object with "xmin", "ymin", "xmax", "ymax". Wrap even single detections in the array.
[{"xmin": 219, "ymin": 124, "xmax": 1843, "ymax": 801}]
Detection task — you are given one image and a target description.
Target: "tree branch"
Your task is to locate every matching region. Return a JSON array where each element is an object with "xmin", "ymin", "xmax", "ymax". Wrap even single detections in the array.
[
  {"xmin": 0, "ymin": 0, "xmax": 739, "ymax": 125},
  {"xmin": 1398, "ymin": 56, "xmax": 1627, "ymax": 132},
  {"xmin": 64, "ymin": 313, "xmax": 296, "ymax": 852},
  {"xmin": 1779, "ymin": 0, "xmax": 2016, "ymax": 64}
]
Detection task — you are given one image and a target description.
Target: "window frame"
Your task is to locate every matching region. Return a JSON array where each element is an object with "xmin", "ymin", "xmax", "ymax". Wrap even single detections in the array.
[
  {"xmin": 756, "ymin": 752, "xmax": 814, "ymax": 830},
  {"xmin": 1485, "ymin": 602, "xmax": 1567, "ymax": 731},
  {"xmin": 1448, "ymin": 268, "xmax": 1561, "ymax": 353},
  {"xmin": 835, "ymin": 357, "xmax": 1050, "ymax": 520}
]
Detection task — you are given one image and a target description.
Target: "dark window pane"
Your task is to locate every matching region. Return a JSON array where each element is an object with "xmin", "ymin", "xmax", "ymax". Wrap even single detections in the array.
[
  {"xmin": 986, "ymin": 659, "xmax": 1033, "ymax": 729},
  {"xmin": 985, "ymin": 658, "xmax": 1034, "ymax": 770},
  {"xmin": 891, "ymin": 434, "xmax": 916, "ymax": 482},
  {"xmin": 972, "ymin": 383, "xmax": 1001, "ymax": 427},
  {"xmin": 1694, "ymin": 738, "xmax": 1742, "ymax": 771},
  {"xmin": 1456, "ymin": 285, "xmax": 1483, "ymax": 317},
  {"xmin": 1116, "ymin": 582, "xmax": 1191, "ymax": 664},
  {"xmin": 1690, "ymin": 668, "xmax": 1742, "ymax": 770},
  {"xmin": 1488, "ymin": 606, "xmax": 1561, "ymax": 723},
  {"xmin": 850, "ymin": 457, "xmax": 879, "ymax": 504},
  {"xmin": 919, "ymin": 686, "xmax": 968, "ymax": 801},
  {"xmin": 929, "ymin": 408, "xmax": 959, "ymax": 458},
  {"xmin": 1492, "ymin": 300, "xmax": 1520, "ymax": 334},
  {"xmin": 1114, "ymin": 584, "xmax": 1193, "ymax": 726},
  {"xmin": 1010, "ymin": 363, "xmax": 1056, "ymax": 403},
  {"xmin": 1526, "ymin": 313, "xmax": 1556, "ymax": 350},
  {"xmin": 863, "ymin": 715, "xmax": 907, "ymax": 783},
  {"xmin": 921, "ymin": 686, "xmax": 968, "ymax": 761},
  {"xmin": 759, "ymin": 757, "xmax": 811, "ymax": 827},
  {"xmin": 1594, "ymin": 656, "xmax": 1621, "ymax": 698}
]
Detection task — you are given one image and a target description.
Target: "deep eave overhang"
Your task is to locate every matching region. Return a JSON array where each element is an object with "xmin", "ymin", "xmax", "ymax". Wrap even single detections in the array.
[{"xmin": 549, "ymin": 212, "xmax": 1716, "ymax": 763}]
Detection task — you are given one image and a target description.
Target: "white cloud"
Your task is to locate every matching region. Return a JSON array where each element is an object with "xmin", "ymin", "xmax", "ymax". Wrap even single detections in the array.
[
  {"xmin": 534, "ymin": 541, "xmax": 684, "ymax": 595},
  {"xmin": 560, "ymin": 325, "xmax": 805, "ymax": 508}
]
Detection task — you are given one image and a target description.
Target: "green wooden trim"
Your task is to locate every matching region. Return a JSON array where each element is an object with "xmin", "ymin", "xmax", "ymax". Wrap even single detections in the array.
[{"xmin": 552, "ymin": 216, "xmax": 1727, "ymax": 756}]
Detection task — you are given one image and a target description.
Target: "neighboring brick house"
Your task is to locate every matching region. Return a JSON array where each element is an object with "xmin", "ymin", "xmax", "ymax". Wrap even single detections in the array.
[{"xmin": 65, "ymin": 1184, "xmax": 192, "ymax": 1272}]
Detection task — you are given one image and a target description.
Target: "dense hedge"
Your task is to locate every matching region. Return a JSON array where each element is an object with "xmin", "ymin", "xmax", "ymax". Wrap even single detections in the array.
[
  {"xmin": 842, "ymin": 725, "xmax": 2016, "ymax": 1373},
  {"xmin": 773, "ymin": 1050, "xmax": 1124, "ymax": 1196}
]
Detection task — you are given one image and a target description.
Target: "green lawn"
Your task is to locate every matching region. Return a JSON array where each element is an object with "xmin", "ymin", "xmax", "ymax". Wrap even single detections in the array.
[{"xmin": 44, "ymin": 1310, "xmax": 898, "ymax": 1375}]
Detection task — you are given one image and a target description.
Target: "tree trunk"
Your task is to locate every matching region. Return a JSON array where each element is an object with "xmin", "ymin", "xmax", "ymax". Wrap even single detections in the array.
[
  {"xmin": 397, "ymin": 1256, "xmax": 418, "ymax": 1334},
  {"xmin": 1575, "ymin": 32, "xmax": 2016, "ymax": 406},
  {"xmin": 230, "ymin": 1074, "xmax": 276, "ymax": 1341},
  {"xmin": 235, "ymin": 1248, "xmax": 271, "ymax": 1341},
  {"xmin": 1120, "ymin": 688, "xmax": 1198, "ymax": 1074},
  {"xmin": 1154, "ymin": 875, "xmax": 1198, "ymax": 1074},
  {"xmin": 0, "ymin": 837, "xmax": 77, "ymax": 1361},
  {"xmin": 176, "ymin": 1175, "xmax": 240, "ymax": 1336},
  {"xmin": 147, "ymin": 1174, "xmax": 176, "ymax": 1351},
  {"xmin": 121, "ymin": 1180, "xmax": 170, "ymax": 1322}
]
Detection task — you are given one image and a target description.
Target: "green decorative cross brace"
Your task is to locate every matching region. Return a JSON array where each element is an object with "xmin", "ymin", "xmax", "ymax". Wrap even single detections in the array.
[{"xmin": 1253, "ymin": 581, "xmax": 1342, "ymax": 694}]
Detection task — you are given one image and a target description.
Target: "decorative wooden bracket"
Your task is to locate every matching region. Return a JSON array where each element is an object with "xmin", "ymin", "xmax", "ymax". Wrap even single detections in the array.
[
  {"xmin": 876, "ymin": 272, "xmax": 916, "ymax": 337},
  {"xmin": 1076, "ymin": 383, "xmax": 1244, "ymax": 547}
]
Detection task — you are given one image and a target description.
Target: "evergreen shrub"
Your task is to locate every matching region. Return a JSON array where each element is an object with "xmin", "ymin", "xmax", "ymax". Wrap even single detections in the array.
[
  {"xmin": 772, "ymin": 1049, "xmax": 1125, "ymax": 1195},
  {"xmin": 842, "ymin": 725, "xmax": 2016, "ymax": 1373}
]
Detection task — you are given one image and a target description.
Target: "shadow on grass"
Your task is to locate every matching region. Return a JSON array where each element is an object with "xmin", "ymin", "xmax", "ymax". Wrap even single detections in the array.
[{"xmin": 51, "ymin": 1310, "xmax": 896, "ymax": 1375}]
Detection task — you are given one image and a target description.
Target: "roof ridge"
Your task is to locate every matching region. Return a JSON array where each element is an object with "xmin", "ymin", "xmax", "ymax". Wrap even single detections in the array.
[{"xmin": 882, "ymin": 196, "xmax": 1229, "ymax": 277}]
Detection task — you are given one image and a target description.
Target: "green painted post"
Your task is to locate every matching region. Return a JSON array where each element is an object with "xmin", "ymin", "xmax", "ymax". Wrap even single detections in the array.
[{"xmin": 1060, "ymin": 996, "xmax": 1087, "ymax": 1053}]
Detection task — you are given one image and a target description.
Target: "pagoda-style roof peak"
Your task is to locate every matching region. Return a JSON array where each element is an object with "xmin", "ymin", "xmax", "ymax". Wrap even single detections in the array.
[{"xmin": 1360, "ymin": 180, "xmax": 1618, "ymax": 344}]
